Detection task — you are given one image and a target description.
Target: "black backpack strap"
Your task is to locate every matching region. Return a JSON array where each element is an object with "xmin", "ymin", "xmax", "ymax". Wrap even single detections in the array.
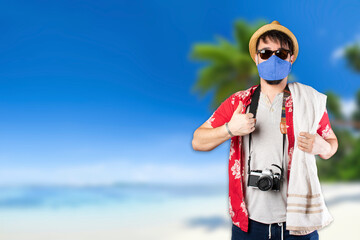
[{"xmin": 247, "ymin": 85, "xmax": 261, "ymax": 175}]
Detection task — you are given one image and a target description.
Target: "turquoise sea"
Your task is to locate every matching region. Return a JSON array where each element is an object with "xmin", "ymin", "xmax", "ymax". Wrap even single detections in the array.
[{"xmin": 0, "ymin": 182, "xmax": 358, "ymax": 240}]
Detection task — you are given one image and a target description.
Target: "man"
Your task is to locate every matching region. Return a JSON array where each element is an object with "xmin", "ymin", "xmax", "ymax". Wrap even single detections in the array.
[{"xmin": 192, "ymin": 20, "xmax": 338, "ymax": 240}]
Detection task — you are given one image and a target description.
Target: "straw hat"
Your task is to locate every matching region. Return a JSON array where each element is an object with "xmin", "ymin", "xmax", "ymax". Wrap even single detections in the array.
[{"xmin": 248, "ymin": 20, "xmax": 299, "ymax": 63}]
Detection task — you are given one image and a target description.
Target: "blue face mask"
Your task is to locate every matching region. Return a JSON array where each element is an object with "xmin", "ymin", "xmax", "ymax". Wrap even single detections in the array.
[{"xmin": 257, "ymin": 55, "xmax": 292, "ymax": 81}]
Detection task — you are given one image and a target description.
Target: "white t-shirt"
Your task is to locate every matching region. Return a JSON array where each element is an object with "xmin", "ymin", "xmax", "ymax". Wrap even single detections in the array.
[{"xmin": 243, "ymin": 91, "xmax": 289, "ymax": 224}]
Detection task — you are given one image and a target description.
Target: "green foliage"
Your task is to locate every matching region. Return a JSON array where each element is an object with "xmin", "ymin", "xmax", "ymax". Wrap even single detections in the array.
[
  {"xmin": 318, "ymin": 90, "xmax": 360, "ymax": 182},
  {"xmin": 189, "ymin": 19, "xmax": 266, "ymax": 110},
  {"xmin": 344, "ymin": 43, "xmax": 360, "ymax": 72},
  {"xmin": 352, "ymin": 91, "xmax": 360, "ymax": 129},
  {"xmin": 317, "ymin": 128, "xmax": 358, "ymax": 182},
  {"xmin": 322, "ymin": 41, "xmax": 360, "ymax": 182},
  {"xmin": 325, "ymin": 91, "xmax": 344, "ymax": 120}
]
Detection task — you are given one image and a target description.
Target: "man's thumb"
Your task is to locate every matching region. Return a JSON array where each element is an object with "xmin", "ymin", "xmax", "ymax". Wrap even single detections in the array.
[{"xmin": 235, "ymin": 101, "xmax": 243, "ymax": 113}]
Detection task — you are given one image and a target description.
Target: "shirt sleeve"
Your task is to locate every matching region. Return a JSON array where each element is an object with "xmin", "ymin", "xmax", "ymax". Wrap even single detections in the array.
[
  {"xmin": 317, "ymin": 108, "xmax": 334, "ymax": 139},
  {"xmin": 206, "ymin": 94, "xmax": 234, "ymax": 128}
]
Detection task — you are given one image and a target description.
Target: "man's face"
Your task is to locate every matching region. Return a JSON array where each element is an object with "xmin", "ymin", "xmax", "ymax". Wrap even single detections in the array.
[{"xmin": 255, "ymin": 36, "xmax": 294, "ymax": 85}]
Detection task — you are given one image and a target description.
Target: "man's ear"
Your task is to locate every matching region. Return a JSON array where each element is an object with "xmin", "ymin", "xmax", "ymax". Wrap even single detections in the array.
[
  {"xmin": 255, "ymin": 54, "xmax": 258, "ymax": 65},
  {"xmin": 290, "ymin": 54, "xmax": 294, "ymax": 63}
]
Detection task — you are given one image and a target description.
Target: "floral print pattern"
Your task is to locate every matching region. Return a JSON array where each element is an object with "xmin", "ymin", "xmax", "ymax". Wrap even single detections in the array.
[
  {"xmin": 231, "ymin": 159, "xmax": 241, "ymax": 179},
  {"xmin": 234, "ymin": 88, "xmax": 252, "ymax": 100},
  {"xmin": 285, "ymin": 95, "xmax": 293, "ymax": 112},
  {"xmin": 206, "ymin": 112, "xmax": 215, "ymax": 125},
  {"xmin": 240, "ymin": 201, "xmax": 248, "ymax": 215},
  {"xmin": 229, "ymin": 196, "xmax": 235, "ymax": 218},
  {"xmin": 321, "ymin": 124, "xmax": 333, "ymax": 138},
  {"xmin": 229, "ymin": 140, "xmax": 235, "ymax": 160},
  {"xmin": 288, "ymin": 146, "xmax": 294, "ymax": 172}
]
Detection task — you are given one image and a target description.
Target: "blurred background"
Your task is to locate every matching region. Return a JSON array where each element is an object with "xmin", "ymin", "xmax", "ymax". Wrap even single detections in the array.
[{"xmin": 0, "ymin": 0, "xmax": 359, "ymax": 239}]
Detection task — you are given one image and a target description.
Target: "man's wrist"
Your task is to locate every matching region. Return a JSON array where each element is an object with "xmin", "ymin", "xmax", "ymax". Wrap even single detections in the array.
[
  {"xmin": 315, "ymin": 133, "xmax": 332, "ymax": 157},
  {"xmin": 225, "ymin": 122, "xmax": 234, "ymax": 137}
]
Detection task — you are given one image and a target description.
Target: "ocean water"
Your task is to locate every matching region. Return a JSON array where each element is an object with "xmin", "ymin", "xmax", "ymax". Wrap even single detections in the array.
[
  {"xmin": 0, "ymin": 182, "xmax": 359, "ymax": 240},
  {"xmin": 0, "ymin": 182, "xmax": 227, "ymax": 209}
]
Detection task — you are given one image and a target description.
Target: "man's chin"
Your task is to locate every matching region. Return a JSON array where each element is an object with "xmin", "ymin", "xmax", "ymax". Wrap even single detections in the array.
[{"xmin": 265, "ymin": 79, "xmax": 283, "ymax": 85}]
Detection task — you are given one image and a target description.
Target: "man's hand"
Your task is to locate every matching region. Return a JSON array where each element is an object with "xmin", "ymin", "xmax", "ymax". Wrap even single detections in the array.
[
  {"xmin": 227, "ymin": 101, "xmax": 256, "ymax": 137},
  {"xmin": 297, "ymin": 132, "xmax": 331, "ymax": 156}
]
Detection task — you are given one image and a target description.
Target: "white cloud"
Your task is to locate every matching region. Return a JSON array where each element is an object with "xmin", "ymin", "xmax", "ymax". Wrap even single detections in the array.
[
  {"xmin": 331, "ymin": 46, "xmax": 345, "ymax": 61},
  {"xmin": 340, "ymin": 97, "xmax": 357, "ymax": 119},
  {"xmin": 331, "ymin": 34, "xmax": 360, "ymax": 63}
]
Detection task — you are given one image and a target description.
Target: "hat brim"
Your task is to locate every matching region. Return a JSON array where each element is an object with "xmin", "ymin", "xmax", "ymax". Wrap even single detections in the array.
[{"xmin": 249, "ymin": 22, "xmax": 299, "ymax": 64}]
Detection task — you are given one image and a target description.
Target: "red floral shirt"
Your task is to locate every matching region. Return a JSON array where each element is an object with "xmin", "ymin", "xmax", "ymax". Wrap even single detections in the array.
[{"xmin": 206, "ymin": 84, "xmax": 334, "ymax": 232}]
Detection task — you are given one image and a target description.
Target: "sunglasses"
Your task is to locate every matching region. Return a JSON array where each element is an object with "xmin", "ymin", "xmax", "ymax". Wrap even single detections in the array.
[{"xmin": 257, "ymin": 48, "xmax": 292, "ymax": 60}]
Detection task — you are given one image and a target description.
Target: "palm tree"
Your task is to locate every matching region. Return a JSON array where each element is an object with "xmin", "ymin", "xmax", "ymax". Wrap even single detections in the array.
[
  {"xmin": 352, "ymin": 91, "xmax": 360, "ymax": 129},
  {"xmin": 189, "ymin": 18, "xmax": 296, "ymax": 111},
  {"xmin": 316, "ymin": 41, "xmax": 360, "ymax": 182},
  {"xmin": 341, "ymin": 43, "xmax": 360, "ymax": 130},
  {"xmin": 344, "ymin": 42, "xmax": 360, "ymax": 72}
]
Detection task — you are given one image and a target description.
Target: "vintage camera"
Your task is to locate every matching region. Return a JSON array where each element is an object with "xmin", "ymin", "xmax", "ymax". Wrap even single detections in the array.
[{"xmin": 248, "ymin": 164, "xmax": 283, "ymax": 191}]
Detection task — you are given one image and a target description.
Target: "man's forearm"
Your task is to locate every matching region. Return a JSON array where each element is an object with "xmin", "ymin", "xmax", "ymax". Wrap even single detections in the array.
[
  {"xmin": 192, "ymin": 124, "xmax": 232, "ymax": 151},
  {"xmin": 318, "ymin": 138, "xmax": 338, "ymax": 160}
]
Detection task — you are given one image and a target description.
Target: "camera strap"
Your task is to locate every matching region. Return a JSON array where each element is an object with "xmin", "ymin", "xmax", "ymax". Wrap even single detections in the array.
[{"xmin": 247, "ymin": 83, "xmax": 290, "ymax": 183}]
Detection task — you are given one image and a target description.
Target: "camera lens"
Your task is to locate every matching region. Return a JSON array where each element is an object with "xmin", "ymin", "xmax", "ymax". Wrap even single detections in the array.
[{"xmin": 257, "ymin": 176, "xmax": 273, "ymax": 191}]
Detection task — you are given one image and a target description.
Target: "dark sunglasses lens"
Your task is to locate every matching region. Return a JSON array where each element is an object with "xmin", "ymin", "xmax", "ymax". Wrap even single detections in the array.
[
  {"xmin": 276, "ymin": 49, "xmax": 289, "ymax": 60},
  {"xmin": 259, "ymin": 50, "xmax": 272, "ymax": 60}
]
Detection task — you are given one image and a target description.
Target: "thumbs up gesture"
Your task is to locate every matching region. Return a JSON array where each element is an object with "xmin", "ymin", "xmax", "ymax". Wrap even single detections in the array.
[{"xmin": 227, "ymin": 101, "xmax": 256, "ymax": 136}]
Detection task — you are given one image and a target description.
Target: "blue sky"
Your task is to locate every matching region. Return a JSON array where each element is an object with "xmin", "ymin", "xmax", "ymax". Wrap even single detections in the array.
[{"xmin": 0, "ymin": 0, "xmax": 359, "ymax": 185}]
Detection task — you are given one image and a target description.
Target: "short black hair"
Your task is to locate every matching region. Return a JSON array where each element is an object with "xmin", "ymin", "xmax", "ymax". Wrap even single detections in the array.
[{"xmin": 256, "ymin": 30, "xmax": 294, "ymax": 54}]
